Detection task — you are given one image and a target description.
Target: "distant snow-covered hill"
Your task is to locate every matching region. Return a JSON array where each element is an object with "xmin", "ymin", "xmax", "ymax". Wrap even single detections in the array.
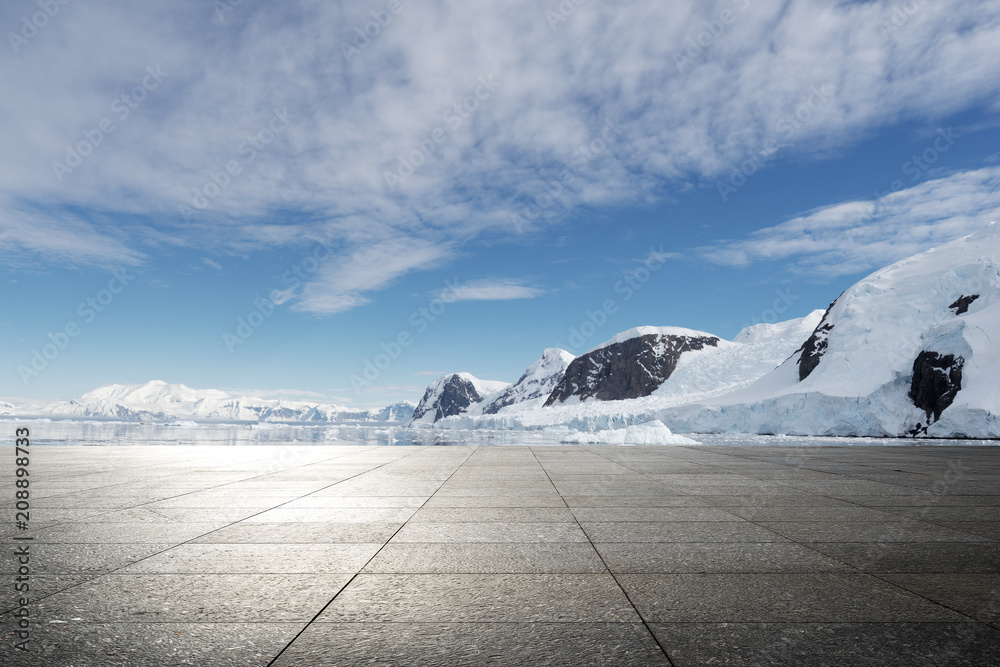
[{"xmin": 9, "ymin": 381, "xmax": 414, "ymax": 424}]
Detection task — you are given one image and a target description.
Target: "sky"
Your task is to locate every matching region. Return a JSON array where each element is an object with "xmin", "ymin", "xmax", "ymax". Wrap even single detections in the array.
[{"xmin": 2, "ymin": 0, "xmax": 1000, "ymax": 409}]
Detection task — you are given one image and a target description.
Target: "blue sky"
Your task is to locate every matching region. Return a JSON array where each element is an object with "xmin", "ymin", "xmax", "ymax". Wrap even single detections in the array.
[{"xmin": 2, "ymin": 0, "xmax": 1000, "ymax": 408}]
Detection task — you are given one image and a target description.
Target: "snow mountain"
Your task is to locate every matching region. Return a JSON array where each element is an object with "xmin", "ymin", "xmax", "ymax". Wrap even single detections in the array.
[
  {"xmin": 20, "ymin": 381, "xmax": 415, "ymax": 424},
  {"xmin": 410, "ymin": 373, "xmax": 511, "ymax": 425},
  {"xmin": 484, "ymin": 348, "xmax": 575, "ymax": 414},
  {"xmin": 666, "ymin": 222, "xmax": 1000, "ymax": 438},
  {"xmin": 416, "ymin": 313, "xmax": 823, "ymax": 428},
  {"xmin": 546, "ymin": 327, "xmax": 722, "ymax": 405}
]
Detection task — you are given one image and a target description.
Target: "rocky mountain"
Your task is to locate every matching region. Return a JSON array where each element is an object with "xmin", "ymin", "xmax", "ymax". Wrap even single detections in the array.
[
  {"xmin": 10, "ymin": 381, "xmax": 414, "ymax": 424},
  {"xmin": 410, "ymin": 373, "xmax": 511, "ymax": 424},
  {"xmin": 483, "ymin": 348, "xmax": 574, "ymax": 414},
  {"xmin": 545, "ymin": 327, "xmax": 721, "ymax": 405}
]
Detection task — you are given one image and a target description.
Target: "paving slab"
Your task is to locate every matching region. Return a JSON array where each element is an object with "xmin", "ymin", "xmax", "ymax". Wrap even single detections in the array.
[
  {"xmin": 3, "ymin": 443, "xmax": 1000, "ymax": 665},
  {"xmin": 649, "ymin": 622, "xmax": 1000, "ymax": 667},
  {"xmin": 271, "ymin": 622, "xmax": 670, "ymax": 667}
]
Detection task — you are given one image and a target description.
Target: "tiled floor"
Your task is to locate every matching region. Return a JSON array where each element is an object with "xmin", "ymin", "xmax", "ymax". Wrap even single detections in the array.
[{"xmin": 2, "ymin": 444, "xmax": 999, "ymax": 665}]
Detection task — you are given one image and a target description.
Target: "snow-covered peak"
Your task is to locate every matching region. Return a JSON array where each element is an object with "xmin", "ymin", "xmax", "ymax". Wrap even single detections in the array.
[
  {"xmin": 790, "ymin": 222, "xmax": 1000, "ymax": 398},
  {"xmin": 24, "ymin": 382, "xmax": 414, "ymax": 424},
  {"xmin": 411, "ymin": 373, "xmax": 511, "ymax": 424},
  {"xmin": 588, "ymin": 326, "xmax": 720, "ymax": 354},
  {"xmin": 732, "ymin": 310, "xmax": 824, "ymax": 345},
  {"xmin": 82, "ymin": 381, "xmax": 229, "ymax": 405},
  {"xmin": 422, "ymin": 372, "xmax": 509, "ymax": 398},
  {"xmin": 483, "ymin": 348, "xmax": 575, "ymax": 414}
]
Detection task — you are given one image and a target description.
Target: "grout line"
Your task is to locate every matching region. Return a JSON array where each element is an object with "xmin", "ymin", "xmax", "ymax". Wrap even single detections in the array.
[
  {"xmin": 528, "ymin": 446, "xmax": 677, "ymax": 667},
  {"xmin": 265, "ymin": 446, "xmax": 479, "ymax": 666},
  {"xmin": 0, "ymin": 445, "xmax": 428, "ymax": 617}
]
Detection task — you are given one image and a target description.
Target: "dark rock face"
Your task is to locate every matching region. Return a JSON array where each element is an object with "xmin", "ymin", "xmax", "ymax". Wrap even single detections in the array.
[
  {"xmin": 544, "ymin": 334, "xmax": 718, "ymax": 405},
  {"xmin": 796, "ymin": 298, "xmax": 838, "ymax": 382},
  {"xmin": 411, "ymin": 375, "xmax": 483, "ymax": 423},
  {"xmin": 949, "ymin": 294, "xmax": 979, "ymax": 315},
  {"xmin": 909, "ymin": 351, "xmax": 964, "ymax": 426}
]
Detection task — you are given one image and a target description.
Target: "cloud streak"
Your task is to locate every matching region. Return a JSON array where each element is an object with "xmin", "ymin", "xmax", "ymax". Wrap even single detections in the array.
[
  {"xmin": 2, "ymin": 0, "xmax": 1000, "ymax": 306},
  {"xmin": 437, "ymin": 279, "xmax": 548, "ymax": 302},
  {"xmin": 698, "ymin": 167, "xmax": 1000, "ymax": 276}
]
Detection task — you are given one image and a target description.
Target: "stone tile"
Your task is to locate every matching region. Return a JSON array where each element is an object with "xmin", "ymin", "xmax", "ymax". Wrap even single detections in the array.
[
  {"xmin": 725, "ymin": 506, "xmax": 903, "ymax": 521},
  {"xmin": 117, "ymin": 543, "xmax": 383, "ymax": 574},
  {"xmin": 0, "ymin": 622, "xmax": 301, "ymax": 667},
  {"xmin": 877, "ymin": 507, "xmax": 1000, "ymax": 521},
  {"xmin": 561, "ymin": 495, "xmax": 705, "ymax": 508},
  {"xmin": 650, "ymin": 622, "xmax": 1000, "ymax": 667},
  {"xmin": 191, "ymin": 521, "xmax": 402, "ymax": 543},
  {"xmin": 422, "ymin": 495, "xmax": 569, "ymax": 508},
  {"xmin": 805, "ymin": 543, "xmax": 1000, "ymax": 573},
  {"xmin": 364, "ymin": 543, "xmax": 606, "ymax": 573},
  {"xmin": 315, "ymin": 573, "xmax": 638, "ymax": 623},
  {"xmin": 935, "ymin": 522, "xmax": 1000, "ymax": 540},
  {"xmin": 571, "ymin": 507, "xmax": 741, "ymax": 522},
  {"xmin": 272, "ymin": 622, "xmax": 669, "ymax": 667},
  {"xmin": 702, "ymin": 494, "xmax": 855, "ymax": 507},
  {"xmin": 596, "ymin": 542, "xmax": 850, "ymax": 573},
  {"xmin": 241, "ymin": 507, "xmax": 416, "ymax": 523},
  {"xmin": 618, "ymin": 573, "xmax": 965, "ymax": 622},
  {"xmin": 31, "ymin": 523, "xmax": 228, "ymax": 544},
  {"xmin": 392, "ymin": 522, "xmax": 589, "ymax": 543},
  {"xmin": 278, "ymin": 495, "xmax": 428, "ymax": 508},
  {"xmin": 580, "ymin": 521, "xmax": 787, "ymax": 543},
  {"xmin": 0, "ymin": 543, "xmax": 174, "ymax": 575},
  {"xmin": 757, "ymin": 521, "xmax": 989, "ymax": 543},
  {"xmin": 1, "ymin": 575, "xmax": 96, "ymax": 612},
  {"xmin": 32, "ymin": 574, "xmax": 351, "ymax": 622},
  {"xmin": 882, "ymin": 574, "xmax": 1000, "ymax": 623},
  {"xmin": 409, "ymin": 507, "xmax": 576, "ymax": 523}
]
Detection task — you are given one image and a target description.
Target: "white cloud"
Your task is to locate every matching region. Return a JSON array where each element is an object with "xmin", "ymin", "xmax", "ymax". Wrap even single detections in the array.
[
  {"xmin": 0, "ymin": 199, "xmax": 143, "ymax": 268},
  {"xmin": 438, "ymin": 278, "xmax": 547, "ymax": 302},
  {"xmin": 294, "ymin": 237, "xmax": 451, "ymax": 314},
  {"xmin": 699, "ymin": 167, "xmax": 1000, "ymax": 276},
  {"xmin": 2, "ymin": 0, "xmax": 1000, "ymax": 302},
  {"xmin": 201, "ymin": 258, "xmax": 223, "ymax": 271}
]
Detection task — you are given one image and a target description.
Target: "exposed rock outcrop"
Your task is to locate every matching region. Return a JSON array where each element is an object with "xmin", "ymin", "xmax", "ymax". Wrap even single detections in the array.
[
  {"xmin": 949, "ymin": 294, "xmax": 979, "ymax": 315},
  {"xmin": 411, "ymin": 374, "xmax": 487, "ymax": 423},
  {"xmin": 545, "ymin": 329, "xmax": 719, "ymax": 405},
  {"xmin": 795, "ymin": 297, "xmax": 839, "ymax": 381},
  {"xmin": 909, "ymin": 351, "xmax": 964, "ymax": 426}
]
